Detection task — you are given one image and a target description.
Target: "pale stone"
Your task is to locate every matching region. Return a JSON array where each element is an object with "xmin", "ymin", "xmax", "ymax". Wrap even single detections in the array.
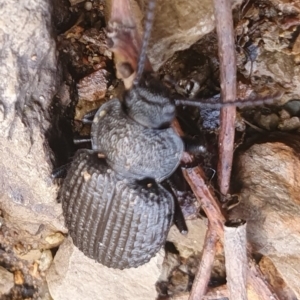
[
  {"xmin": 38, "ymin": 250, "xmax": 53, "ymax": 272},
  {"xmin": 0, "ymin": 267, "xmax": 14, "ymax": 296},
  {"xmin": 167, "ymin": 219, "xmax": 207, "ymax": 258},
  {"xmin": 45, "ymin": 232, "xmax": 65, "ymax": 248},
  {"xmin": 47, "ymin": 237, "xmax": 164, "ymax": 300},
  {"xmin": 231, "ymin": 140, "xmax": 300, "ymax": 298},
  {"xmin": 259, "ymin": 256, "xmax": 298, "ymax": 299},
  {"xmin": 16, "ymin": 249, "xmax": 42, "ymax": 263},
  {"xmin": 105, "ymin": 0, "xmax": 242, "ymax": 71},
  {"xmin": 0, "ymin": 0, "xmax": 66, "ymax": 250}
]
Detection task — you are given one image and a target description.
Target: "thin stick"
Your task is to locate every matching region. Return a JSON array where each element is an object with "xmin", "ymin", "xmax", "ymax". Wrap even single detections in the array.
[
  {"xmin": 188, "ymin": 226, "xmax": 218, "ymax": 300},
  {"xmin": 213, "ymin": 0, "xmax": 237, "ymax": 197},
  {"xmin": 224, "ymin": 219, "xmax": 248, "ymax": 300},
  {"xmin": 174, "ymin": 119, "xmax": 279, "ymax": 300}
]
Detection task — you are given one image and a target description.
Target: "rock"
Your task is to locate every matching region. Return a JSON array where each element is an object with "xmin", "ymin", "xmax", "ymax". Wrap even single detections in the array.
[
  {"xmin": 0, "ymin": 0, "xmax": 66, "ymax": 252},
  {"xmin": 77, "ymin": 68, "xmax": 109, "ymax": 102},
  {"xmin": 45, "ymin": 232, "xmax": 65, "ymax": 248},
  {"xmin": 0, "ymin": 0, "xmax": 59, "ymax": 134},
  {"xmin": 38, "ymin": 250, "xmax": 53, "ymax": 272},
  {"xmin": 231, "ymin": 135, "xmax": 300, "ymax": 298},
  {"xmin": 14, "ymin": 270, "xmax": 24, "ymax": 285},
  {"xmin": 148, "ymin": 0, "xmax": 243, "ymax": 70},
  {"xmin": 0, "ymin": 1, "xmax": 65, "ymax": 294},
  {"xmin": 84, "ymin": 1, "xmax": 93, "ymax": 11},
  {"xmin": 254, "ymin": 51, "xmax": 295, "ymax": 91},
  {"xmin": 268, "ymin": 255, "xmax": 300, "ymax": 298},
  {"xmin": 279, "ymin": 116, "xmax": 300, "ymax": 131},
  {"xmin": 269, "ymin": 0, "xmax": 300, "ymax": 14},
  {"xmin": 167, "ymin": 219, "xmax": 207, "ymax": 259},
  {"xmin": 46, "ymin": 237, "xmax": 164, "ymax": 300},
  {"xmin": 278, "ymin": 109, "xmax": 291, "ymax": 120},
  {"xmin": 0, "ymin": 266, "xmax": 14, "ymax": 296},
  {"xmin": 259, "ymin": 256, "xmax": 298, "ymax": 300},
  {"xmin": 16, "ymin": 249, "xmax": 42, "ymax": 262},
  {"xmin": 283, "ymin": 100, "xmax": 300, "ymax": 116},
  {"xmin": 105, "ymin": 0, "xmax": 242, "ymax": 70},
  {"xmin": 254, "ymin": 112, "xmax": 279, "ymax": 130}
]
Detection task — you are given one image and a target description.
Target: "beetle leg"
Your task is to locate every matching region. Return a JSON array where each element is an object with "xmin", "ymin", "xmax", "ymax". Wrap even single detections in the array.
[
  {"xmin": 81, "ymin": 108, "xmax": 99, "ymax": 124},
  {"xmin": 165, "ymin": 180, "xmax": 188, "ymax": 235},
  {"xmin": 182, "ymin": 137, "xmax": 207, "ymax": 155},
  {"xmin": 52, "ymin": 162, "xmax": 72, "ymax": 179},
  {"xmin": 73, "ymin": 135, "xmax": 92, "ymax": 145}
]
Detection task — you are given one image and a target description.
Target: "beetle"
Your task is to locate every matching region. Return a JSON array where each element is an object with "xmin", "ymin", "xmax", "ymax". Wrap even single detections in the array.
[
  {"xmin": 57, "ymin": 0, "xmax": 282, "ymax": 269},
  {"xmin": 58, "ymin": 0, "xmax": 191, "ymax": 269}
]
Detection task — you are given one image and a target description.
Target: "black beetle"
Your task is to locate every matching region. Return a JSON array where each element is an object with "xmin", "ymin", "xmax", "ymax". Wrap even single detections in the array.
[
  {"xmin": 57, "ymin": 0, "xmax": 282, "ymax": 269},
  {"xmin": 58, "ymin": 0, "xmax": 190, "ymax": 269}
]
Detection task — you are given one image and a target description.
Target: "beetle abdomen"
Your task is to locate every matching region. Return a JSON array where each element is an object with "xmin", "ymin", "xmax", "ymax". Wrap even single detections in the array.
[{"xmin": 59, "ymin": 149, "xmax": 174, "ymax": 269}]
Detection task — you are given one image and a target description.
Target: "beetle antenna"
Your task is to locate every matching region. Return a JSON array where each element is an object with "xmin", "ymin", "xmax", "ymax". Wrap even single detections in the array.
[
  {"xmin": 134, "ymin": 0, "xmax": 157, "ymax": 86},
  {"xmin": 174, "ymin": 92, "xmax": 283, "ymax": 109}
]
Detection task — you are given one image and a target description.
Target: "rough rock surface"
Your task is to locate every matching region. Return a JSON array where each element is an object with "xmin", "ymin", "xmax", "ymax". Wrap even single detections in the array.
[
  {"xmin": 167, "ymin": 219, "xmax": 207, "ymax": 258},
  {"xmin": 0, "ymin": 0, "xmax": 66, "ymax": 250},
  {"xmin": 106, "ymin": 0, "xmax": 242, "ymax": 71},
  {"xmin": 0, "ymin": 266, "xmax": 14, "ymax": 296},
  {"xmin": 259, "ymin": 256, "xmax": 298, "ymax": 300},
  {"xmin": 0, "ymin": 0, "xmax": 66, "ymax": 297},
  {"xmin": 231, "ymin": 135, "xmax": 300, "ymax": 298},
  {"xmin": 46, "ymin": 237, "xmax": 164, "ymax": 300}
]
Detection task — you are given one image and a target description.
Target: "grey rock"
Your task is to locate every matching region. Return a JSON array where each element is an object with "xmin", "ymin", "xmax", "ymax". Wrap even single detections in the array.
[
  {"xmin": 0, "ymin": 266, "xmax": 14, "ymax": 296},
  {"xmin": 231, "ymin": 138, "xmax": 300, "ymax": 298},
  {"xmin": 0, "ymin": 0, "xmax": 66, "ymax": 250},
  {"xmin": 38, "ymin": 250, "xmax": 53, "ymax": 272},
  {"xmin": 283, "ymin": 100, "xmax": 300, "ymax": 116},
  {"xmin": 167, "ymin": 219, "xmax": 207, "ymax": 259},
  {"xmin": 105, "ymin": 0, "xmax": 242, "ymax": 71},
  {"xmin": 47, "ymin": 237, "xmax": 164, "ymax": 300},
  {"xmin": 254, "ymin": 112, "xmax": 279, "ymax": 130},
  {"xmin": 279, "ymin": 116, "xmax": 300, "ymax": 131}
]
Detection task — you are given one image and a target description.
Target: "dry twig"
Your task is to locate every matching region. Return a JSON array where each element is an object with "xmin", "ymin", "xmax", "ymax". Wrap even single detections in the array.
[
  {"xmin": 188, "ymin": 226, "xmax": 218, "ymax": 300},
  {"xmin": 224, "ymin": 219, "xmax": 247, "ymax": 300},
  {"xmin": 213, "ymin": 0, "xmax": 237, "ymax": 198}
]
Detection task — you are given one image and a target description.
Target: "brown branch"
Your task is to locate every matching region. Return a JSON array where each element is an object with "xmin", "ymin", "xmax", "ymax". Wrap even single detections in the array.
[
  {"xmin": 188, "ymin": 227, "xmax": 218, "ymax": 300},
  {"xmin": 174, "ymin": 118, "xmax": 278, "ymax": 300},
  {"xmin": 213, "ymin": 0, "xmax": 237, "ymax": 197},
  {"xmin": 224, "ymin": 219, "xmax": 247, "ymax": 300}
]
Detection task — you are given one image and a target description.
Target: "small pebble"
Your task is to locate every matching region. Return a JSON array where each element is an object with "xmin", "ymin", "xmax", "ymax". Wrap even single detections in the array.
[
  {"xmin": 38, "ymin": 250, "xmax": 53, "ymax": 272},
  {"xmin": 45, "ymin": 232, "xmax": 65, "ymax": 247},
  {"xmin": 254, "ymin": 112, "xmax": 279, "ymax": 130},
  {"xmin": 84, "ymin": 1, "xmax": 93, "ymax": 11},
  {"xmin": 283, "ymin": 100, "xmax": 300, "ymax": 116},
  {"xmin": 279, "ymin": 116, "xmax": 300, "ymax": 131},
  {"xmin": 14, "ymin": 270, "xmax": 24, "ymax": 285},
  {"xmin": 0, "ymin": 267, "xmax": 14, "ymax": 295},
  {"xmin": 279, "ymin": 109, "xmax": 291, "ymax": 120}
]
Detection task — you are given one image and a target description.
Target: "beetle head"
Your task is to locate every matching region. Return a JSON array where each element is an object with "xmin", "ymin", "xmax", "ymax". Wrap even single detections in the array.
[{"xmin": 124, "ymin": 72, "xmax": 176, "ymax": 129}]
